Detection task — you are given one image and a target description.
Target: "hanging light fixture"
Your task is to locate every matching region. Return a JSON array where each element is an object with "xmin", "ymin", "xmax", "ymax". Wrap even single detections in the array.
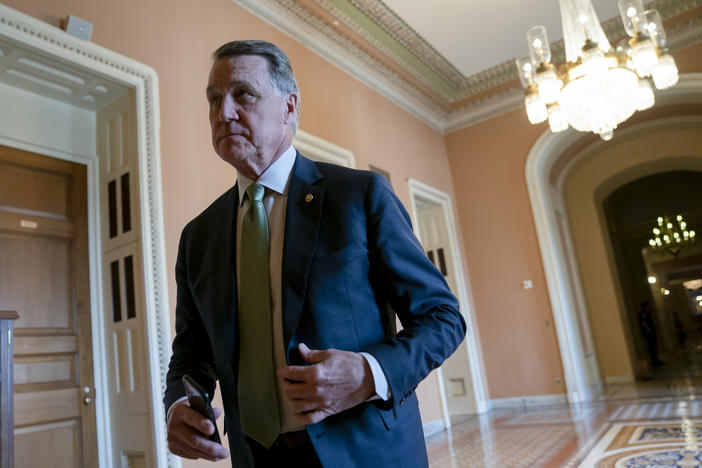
[
  {"xmin": 516, "ymin": 0, "xmax": 679, "ymax": 140},
  {"xmin": 648, "ymin": 214, "xmax": 696, "ymax": 257}
]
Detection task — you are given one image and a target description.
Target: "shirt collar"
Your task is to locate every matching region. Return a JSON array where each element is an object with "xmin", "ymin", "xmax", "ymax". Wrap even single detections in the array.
[{"xmin": 237, "ymin": 146, "xmax": 296, "ymax": 204}]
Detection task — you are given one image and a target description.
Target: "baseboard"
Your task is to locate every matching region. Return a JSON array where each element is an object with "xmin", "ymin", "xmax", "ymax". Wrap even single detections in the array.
[
  {"xmin": 488, "ymin": 393, "xmax": 568, "ymax": 409},
  {"xmin": 605, "ymin": 375, "xmax": 635, "ymax": 384},
  {"xmin": 582, "ymin": 380, "xmax": 604, "ymax": 401},
  {"xmin": 422, "ymin": 418, "xmax": 445, "ymax": 438}
]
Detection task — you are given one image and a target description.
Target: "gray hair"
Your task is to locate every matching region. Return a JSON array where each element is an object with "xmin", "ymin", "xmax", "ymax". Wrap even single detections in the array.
[{"xmin": 213, "ymin": 40, "xmax": 300, "ymax": 133}]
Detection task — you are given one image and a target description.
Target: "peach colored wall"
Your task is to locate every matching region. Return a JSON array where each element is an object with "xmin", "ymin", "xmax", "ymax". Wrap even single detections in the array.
[
  {"xmin": 4, "ymin": 0, "xmax": 460, "ymax": 464},
  {"xmin": 444, "ymin": 110, "xmax": 565, "ymax": 398}
]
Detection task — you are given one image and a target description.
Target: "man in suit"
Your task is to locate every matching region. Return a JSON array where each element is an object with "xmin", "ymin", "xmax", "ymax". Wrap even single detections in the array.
[{"xmin": 164, "ymin": 40, "xmax": 466, "ymax": 467}]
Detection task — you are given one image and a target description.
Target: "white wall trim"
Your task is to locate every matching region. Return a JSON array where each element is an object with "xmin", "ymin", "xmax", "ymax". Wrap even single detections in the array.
[
  {"xmin": 422, "ymin": 418, "xmax": 446, "ymax": 439},
  {"xmin": 294, "ymin": 129, "xmax": 356, "ymax": 168},
  {"xmin": 407, "ymin": 178, "xmax": 489, "ymax": 414},
  {"xmin": 488, "ymin": 393, "xmax": 568, "ymax": 410},
  {"xmin": 0, "ymin": 5, "xmax": 173, "ymax": 467},
  {"xmin": 525, "ymin": 73, "xmax": 702, "ymax": 405}
]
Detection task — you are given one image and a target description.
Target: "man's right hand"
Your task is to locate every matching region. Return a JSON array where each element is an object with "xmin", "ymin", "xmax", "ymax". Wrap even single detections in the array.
[{"xmin": 167, "ymin": 403, "xmax": 230, "ymax": 461}]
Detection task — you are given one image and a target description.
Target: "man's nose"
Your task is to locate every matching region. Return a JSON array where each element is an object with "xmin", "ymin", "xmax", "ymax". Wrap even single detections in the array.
[{"xmin": 218, "ymin": 94, "xmax": 239, "ymax": 122}]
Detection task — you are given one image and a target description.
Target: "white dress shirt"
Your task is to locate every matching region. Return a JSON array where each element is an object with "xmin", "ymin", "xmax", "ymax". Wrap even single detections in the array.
[{"xmin": 168, "ymin": 146, "xmax": 389, "ymax": 432}]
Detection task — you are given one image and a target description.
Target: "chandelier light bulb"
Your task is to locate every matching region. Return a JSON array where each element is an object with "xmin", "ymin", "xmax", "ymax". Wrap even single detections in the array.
[
  {"xmin": 635, "ymin": 79, "xmax": 655, "ymax": 110},
  {"xmin": 631, "ymin": 38, "xmax": 658, "ymax": 77},
  {"xmin": 548, "ymin": 104, "xmax": 569, "ymax": 133},
  {"xmin": 525, "ymin": 92, "xmax": 548, "ymax": 124},
  {"xmin": 652, "ymin": 54, "xmax": 679, "ymax": 89},
  {"xmin": 535, "ymin": 67, "xmax": 562, "ymax": 104},
  {"xmin": 691, "ymin": 231, "xmax": 696, "ymax": 238},
  {"xmin": 649, "ymin": 239, "xmax": 656, "ymax": 247},
  {"xmin": 527, "ymin": 26, "xmax": 552, "ymax": 64},
  {"xmin": 667, "ymin": 222, "xmax": 673, "ymax": 228},
  {"xmin": 648, "ymin": 276, "xmax": 657, "ymax": 284},
  {"xmin": 618, "ymin": 0, "xmax": 646, "ymax": 36},
  {"xmin": 515, "ymin": 57, "xmax": 536, "ymax": 88}
]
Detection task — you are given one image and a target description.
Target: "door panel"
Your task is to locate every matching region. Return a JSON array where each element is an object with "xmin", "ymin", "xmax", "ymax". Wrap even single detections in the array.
[
  {"xmin": 15, "ymin": 421, "xmax": 81, "ymax": 468},
  {"xmin": 0, "ymin": 145, "xmax": 97, "ymax": 467},
  {"xmin": 2, "ymin": 235, "xmax": 72, "ymax": 329}
]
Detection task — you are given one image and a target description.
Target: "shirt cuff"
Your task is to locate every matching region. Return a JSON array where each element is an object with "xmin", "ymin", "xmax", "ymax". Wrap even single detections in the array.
[
  {"xmin": 359, "ymin": 352, "xmax": 391, "ymax": 401},
  {"xmin": 166, "ymin": 396, "xmax": 189, "ymax": 424}
]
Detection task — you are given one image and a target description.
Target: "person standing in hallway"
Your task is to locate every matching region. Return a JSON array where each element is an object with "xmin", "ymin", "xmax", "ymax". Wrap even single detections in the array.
[
  {"xmin": 163, "ymin": 40, "xmax": 466, "ymax": 467},
  {"xmin": 639, "ymin": 301, "xmax": 662, "ymax": 367}
]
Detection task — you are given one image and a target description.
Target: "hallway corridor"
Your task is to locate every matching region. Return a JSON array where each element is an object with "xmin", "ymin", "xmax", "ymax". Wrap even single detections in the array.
[{"xmin": 426, "ymin": 379, "xmax": 702, "ymax": 467}]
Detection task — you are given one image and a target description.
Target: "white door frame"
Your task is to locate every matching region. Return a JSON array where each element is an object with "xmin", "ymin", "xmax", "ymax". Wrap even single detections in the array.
[
  {"xmin": 0, "ymin": 5, "xmax": 173, "ymax": 467},
  {"xmin": 525, "ymin": 73, "xmax": 702, "ymax": 403},
  {"xmin": 407, "ymin": 178, "xmax": 489, "ymax": 417}
]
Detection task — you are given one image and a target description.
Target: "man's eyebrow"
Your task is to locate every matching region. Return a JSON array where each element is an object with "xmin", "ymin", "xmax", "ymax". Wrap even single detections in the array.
[{"xmin": 206, "ymin": 79, "xmax": 256, "ymax": 96}]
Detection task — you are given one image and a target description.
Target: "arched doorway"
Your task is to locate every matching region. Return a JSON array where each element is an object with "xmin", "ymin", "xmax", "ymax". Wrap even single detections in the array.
[
  {"xmin": 525, "ymin": 73, "xmax": 702, "ymax": 403},
  {"xmin": 601, "ymin": 171, "xmax": 702, "ymax": 380}
]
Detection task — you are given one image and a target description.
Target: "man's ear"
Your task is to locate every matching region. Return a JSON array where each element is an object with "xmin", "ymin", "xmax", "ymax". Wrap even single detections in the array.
[{"xmin": 283, "ymin": 91, "xmax": 300, "ymax": 125}]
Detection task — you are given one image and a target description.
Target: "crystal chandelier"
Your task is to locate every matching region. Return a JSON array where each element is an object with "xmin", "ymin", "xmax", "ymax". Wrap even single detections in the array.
[
  {"xmin": 516, "ymin": 0, "xmax": 679, "ymax": 141},
  {"xmin": 648, "ymin": 214, "xmax": 696, "ymax": 257}
]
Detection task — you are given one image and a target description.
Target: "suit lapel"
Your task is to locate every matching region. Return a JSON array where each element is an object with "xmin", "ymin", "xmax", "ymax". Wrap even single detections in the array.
[
  {"xmin": 209, "ymin": 185, "xmax": 240, "ymax": 368},
  {"xmin": 282, "ymin": 153, "xmax": 324, "ymax": 354}
]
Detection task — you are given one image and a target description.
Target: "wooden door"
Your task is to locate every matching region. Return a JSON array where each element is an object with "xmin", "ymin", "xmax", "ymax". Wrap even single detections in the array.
[{"xmin": 0, "ymin": 146, "xmax": 97, "ymax": 467}]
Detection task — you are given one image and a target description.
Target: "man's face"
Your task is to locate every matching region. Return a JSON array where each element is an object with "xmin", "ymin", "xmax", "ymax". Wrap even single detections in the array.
[{"xmin": 206, "ymin": 55, "xmax": 297, "ymax": 178}]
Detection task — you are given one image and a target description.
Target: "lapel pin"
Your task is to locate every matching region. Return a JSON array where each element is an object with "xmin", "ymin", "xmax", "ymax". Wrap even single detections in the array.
[{"xmin": 305, "ymin": 193, "xmax": 314, "ymax": 203}]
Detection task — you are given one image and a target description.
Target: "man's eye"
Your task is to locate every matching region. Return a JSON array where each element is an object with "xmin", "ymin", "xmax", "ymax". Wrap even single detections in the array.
[
  {"xmin": 208, "ymin": 95, "xmax": 221, "ymax": 105},
  {"xmin": 236, "ymin": 90, "xmax": 255, "ymax": 100}
]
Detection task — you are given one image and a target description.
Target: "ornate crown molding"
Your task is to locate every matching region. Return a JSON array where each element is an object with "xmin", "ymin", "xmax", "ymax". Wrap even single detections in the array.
[
  {"xmin": 343, "ymin": 0, "xmax": 465, "ymax": 89},
  {"xmin": 233, "ymin": 0, "xmax": 702, "ymax": 134}
]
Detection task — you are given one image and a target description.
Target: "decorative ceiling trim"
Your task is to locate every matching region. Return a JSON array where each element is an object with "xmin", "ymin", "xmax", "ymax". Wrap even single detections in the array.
[
  {"xmin": 234, "ymin": 0, "xmax": 447, "ymax": 131},
  {"xmin": 444, "ymin": 88, "xmax": 524, "ymax": 134},
  {"xmin": 342, "ymin": 0, "xmax": 465, "ymax": 88},
  {"xmin": 310, "ymin": 0, "xmax": 455, "ymax": 101},
  {"xmin": 233, "ymin": 0, "xmax": 702, "ymax": 134}
]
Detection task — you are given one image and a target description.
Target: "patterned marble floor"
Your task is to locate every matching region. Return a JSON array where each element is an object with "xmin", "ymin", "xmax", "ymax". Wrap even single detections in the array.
[{"xmin": 426, "ymin": 379, "xmax": 702, "ymax": 467}]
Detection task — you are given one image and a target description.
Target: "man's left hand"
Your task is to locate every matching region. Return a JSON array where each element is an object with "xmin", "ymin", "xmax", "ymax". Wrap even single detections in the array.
[{"xmin": 277, "ymin": 343, "xmax": 375, "ymax": 425}]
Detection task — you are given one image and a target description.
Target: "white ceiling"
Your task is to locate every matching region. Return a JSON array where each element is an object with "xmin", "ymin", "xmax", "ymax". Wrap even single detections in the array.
[{"xmin": 382, "ymin": 0, "xmax": 624, "ymax": 77}]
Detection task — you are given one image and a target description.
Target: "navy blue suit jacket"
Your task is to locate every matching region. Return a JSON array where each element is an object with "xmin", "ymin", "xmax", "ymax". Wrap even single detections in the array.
[{"xmin": 164, "ymin": 153, "xmax": 466, "ymax": 467}]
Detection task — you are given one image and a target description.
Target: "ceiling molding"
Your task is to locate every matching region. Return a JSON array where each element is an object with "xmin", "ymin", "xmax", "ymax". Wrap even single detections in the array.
[
  {"xmin": 341, "ymin": 0, "xmax": 465, "ymax": 89},
  {"xmin": 232, "ymin": 0, "xmax": 702, "ymax": 134},
  {"xmin": 444, "ymin": 87, "xmax": 524, "ymax": 134},
  {"xmin": 234, "ymin": 0, "xmax": 448, "ymax": 131}
]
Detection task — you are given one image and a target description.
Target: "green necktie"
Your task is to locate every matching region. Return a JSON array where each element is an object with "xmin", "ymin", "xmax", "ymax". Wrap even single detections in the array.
[{"xmin": 237, "ymin": 183, "xmax": 281, "ymax": 447}]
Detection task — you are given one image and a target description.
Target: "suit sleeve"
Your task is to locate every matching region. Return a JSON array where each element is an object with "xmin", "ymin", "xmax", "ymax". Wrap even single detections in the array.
[
  {"xmin": 362, "ymin": 174, "xmax": 466, "ymax": 411},
  {"xmin": 163, "ymin": 225, "xmax": 217, "ymax": 414}
]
